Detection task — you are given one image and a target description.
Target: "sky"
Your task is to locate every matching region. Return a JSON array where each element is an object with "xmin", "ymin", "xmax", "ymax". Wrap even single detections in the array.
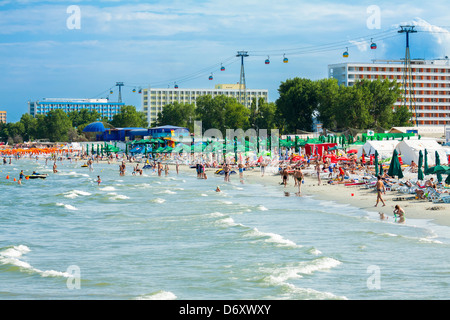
[{"xmin": 1, "ymin": 0, "xmax": 450, "ymax": 122}]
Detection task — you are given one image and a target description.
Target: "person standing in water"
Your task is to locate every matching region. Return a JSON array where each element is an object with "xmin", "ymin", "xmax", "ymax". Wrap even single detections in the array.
[
  {"xmin": 97, "ymin": 176, "xmax": 102, "ymax": 186},
  {"xmin": 393, "ymin": 205, "xmax": 405, "ymax": 223}
]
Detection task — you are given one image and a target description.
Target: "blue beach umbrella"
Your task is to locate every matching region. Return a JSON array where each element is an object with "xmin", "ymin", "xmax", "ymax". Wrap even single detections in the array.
[{"xmin": 82, "ymin": 122, "xmax": 107, "ymax": 133}]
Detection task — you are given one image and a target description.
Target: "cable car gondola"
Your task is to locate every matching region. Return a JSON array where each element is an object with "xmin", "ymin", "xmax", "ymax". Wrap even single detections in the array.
[
  {"xmin": 209, "ymin": 73, "xmax": 213, "ymax": 80},
  {"xmin": 283, "ymin": 54, "xmax": 288, "ymax": 63},
  {"xmin": 174, "ymin": 83, "xmax": 179, "ymax": 89},
  {"xmin": 220, "ymin": 64, "xmax": 225, "ymax": 71},
  {"xmin": 132, "ymin": 88, "xmax": 136, "ymax": 93},
  {"xmin": 370, "ymin": 38, "xmax": 377, "ymax": 50},
  {"xmin": 265, "ymin": 56, "xmax": 270, "ymax": 65},
  {"xmin": 110, "ymin": 90, "xmax": 113, "ymax": 94},
  {"xmin": 343, "ymin": 47, "xmax": 349, "ymax": 58}
]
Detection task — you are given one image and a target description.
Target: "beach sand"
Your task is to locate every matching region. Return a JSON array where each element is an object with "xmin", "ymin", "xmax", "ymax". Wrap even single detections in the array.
[{"xmin": 197, "ymin": 165, "xmax": 450, "ymax": 228}]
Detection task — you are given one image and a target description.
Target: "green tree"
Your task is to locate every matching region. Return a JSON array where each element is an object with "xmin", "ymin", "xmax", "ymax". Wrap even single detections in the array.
[
  {"xmin": 44, "ymin": 109, "xmax": 73, "ymax": 142},
  {"xmin": 316, "ymin": 78, "xmax": 340, "ymax": 131},
  {"xmin": 19, "ymin": 113, "xmax": 38, "ymax": 141},
  {"xmin": 392, "ymin": 105, "xmax": 413, "ymax": 126},
  {"xmin": 155, "ymin": 102, "xmax": 196, "ymax": 132},
  {"xmin": 68, "ymin": 109, "xmax": 101, "ymax": 128},
  {"xmin": 110, "ymin": 105, "xmax": 147, "ymax": 128},
  {"xmin": 276, "ymin": 78, "xmax": 318, "ymax": 133}
]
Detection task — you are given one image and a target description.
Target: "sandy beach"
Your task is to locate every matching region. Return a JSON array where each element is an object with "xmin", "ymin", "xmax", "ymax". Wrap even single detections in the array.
[{"xmin": 192, "ymin": 164, "xmax": 450, "ymax": 228}]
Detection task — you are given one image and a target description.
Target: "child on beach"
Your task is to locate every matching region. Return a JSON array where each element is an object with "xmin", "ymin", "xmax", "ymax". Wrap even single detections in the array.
[
  {"xmin": 393, "ymin": 205, "xmax": 405, "ymax": 223},
  {"xmin": 97, "ymin": 176, "xmax": 101, "ymax": 185}
]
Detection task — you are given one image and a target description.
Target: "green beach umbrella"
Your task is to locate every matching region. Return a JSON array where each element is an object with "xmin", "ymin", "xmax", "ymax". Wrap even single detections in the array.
[
  {"xmin": 435, "ymin": 151, "xmax": 442, "ymax": 183},
  {"xmin": 424, "ymin": 149, "xmax": 430, "ymax": 174},
  {"xmin": 418, "ymin": 150, "xmax": 424, "ymax": 181},
  {"xmin": 387, "ymin": 149, "xmax": 404, "ymax": 179},
  {"xmin": 445, "ymin": 173, "xmax": 450, "ymax": 185},
  {"xmin": 374, "ymin": 150, "xmax": 379, "ymax": 176}
]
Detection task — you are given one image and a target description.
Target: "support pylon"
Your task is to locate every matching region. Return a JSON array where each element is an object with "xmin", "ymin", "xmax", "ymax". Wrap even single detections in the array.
[{"xmin": 236, "ymin": 51, "xmax": 249, "ymax": 108}]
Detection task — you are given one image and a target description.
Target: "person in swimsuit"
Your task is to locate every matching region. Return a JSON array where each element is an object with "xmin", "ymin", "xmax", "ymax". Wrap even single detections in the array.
[
  {"xmin": 293, "ymin": 168, "xmax": 304, "ymax": 195},
  {"xmin": 393, "ymin": 205, "xmax": 405, "ymax": 223},
  {"xmin": 281, "ymin": 168, "xmax": 288, "ymax": 187},
  {"xmin": 375, "ymin": 175, "xmax": 386, "ymax": 207}
]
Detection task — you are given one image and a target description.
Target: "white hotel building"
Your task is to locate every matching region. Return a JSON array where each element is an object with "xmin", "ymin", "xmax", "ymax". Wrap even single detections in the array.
[
  {"xmin": 328, "ymin": 59, "xmax": 450, "ymax": 126},
  {"xmin": 142, "ymin": 84, "xmax": 269, "ymax": 126}
]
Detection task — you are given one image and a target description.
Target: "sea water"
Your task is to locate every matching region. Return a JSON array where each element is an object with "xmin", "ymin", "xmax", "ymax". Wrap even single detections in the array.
[{"xmin": 0, "ymin": 159, "xmax": 449, "ymax": 300}]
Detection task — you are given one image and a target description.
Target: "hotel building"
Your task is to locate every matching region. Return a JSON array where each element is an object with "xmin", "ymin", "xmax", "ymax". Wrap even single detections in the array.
[
  {"xmin": 0, "ymin": 111, "xmax": 6, "ymax": 123},
  {"xmin": 28, "ymin": 98, "xmax": 125, "ymax": 121},
  {"xmin": 328, "ymin": 59, "xmax": 450, "ymax": 126},
  {"xmin": 142, "ymin": 84, "xmax": 269, "ymax": 126}
]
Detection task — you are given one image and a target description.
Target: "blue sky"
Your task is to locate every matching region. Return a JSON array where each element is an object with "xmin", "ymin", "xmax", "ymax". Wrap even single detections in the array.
[{"xmin": 1, "ymin": 0, "xmax": 449, "ymax": 122}]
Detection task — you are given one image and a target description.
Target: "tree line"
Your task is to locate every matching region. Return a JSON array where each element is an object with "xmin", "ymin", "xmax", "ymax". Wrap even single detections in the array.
[
  {"xmin": 155, "ymin": 77, "xmax": 411, "ymax": 134},
  {"xmin": 0, "ymin": 105, "xmax": 147, "ymax": 143},
  {"xmin": 0, "ymin": 77, "xmax": 411, "ymax": 143}
]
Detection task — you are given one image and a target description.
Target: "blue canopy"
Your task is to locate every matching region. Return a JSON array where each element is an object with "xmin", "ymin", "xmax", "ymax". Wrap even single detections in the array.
[{"xmin": 83, "ymin": 122, "xmax": 107, "ymax": 133}]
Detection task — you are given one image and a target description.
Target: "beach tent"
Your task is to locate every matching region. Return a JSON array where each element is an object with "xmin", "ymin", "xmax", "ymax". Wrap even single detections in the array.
[
  {"xmin": 304, "ymin": 143, "xmax": 337, "ymax": 157},
  {"xmin": 395, "ymin": 138, "xmax": 448, "ymax": 166},
  {"xmin": 357, "ymin": 140, "xmax": 400, "ymax": 159}
]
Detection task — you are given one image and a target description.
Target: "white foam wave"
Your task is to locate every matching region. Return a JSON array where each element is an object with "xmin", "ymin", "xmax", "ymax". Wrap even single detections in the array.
[
  {"xmin": 135, "ymin": 291, "xmax": 177, "ymax": 300},
  {"xmin": 100, "ymin": 186, "xmax": 116, "ymax": 191},
  {"xmin": 257, "ymin": 205, "xmax": 269, "ymax": 211},
  {"xmin": 159, "ymin": 190, "xmax": 176, "ymax": 195},
  {"xmin": 151, "ymin": 198, "xmax": 166, "ymax": 204},
  {"xmin": 56, "ymin": 203, "xmax": 78, "ymax": 211},
  {"xmin": 248, "ymin": 228, "xmax": 301, "ymax": 248},
  {"xmin": 0, "ymin": 245, "xmax": 71, "ymax": 278},
  {"xmin": 216, "ymin": 217, "xmax": 243, "ymax": 227},
  {"xmin": 200, "ymin": 193, "xmax": 208, "ymax": 197},
  {"xmin": 64, "ymin": 190, "xmax": 91, "ymax": 199},
  {"xmin": 108, "ymin": 192, "xmax": 130, "ymax": 200},
  {"xmin": 263, "ymin": 257, "xmax": 342, "ymax": 286}
]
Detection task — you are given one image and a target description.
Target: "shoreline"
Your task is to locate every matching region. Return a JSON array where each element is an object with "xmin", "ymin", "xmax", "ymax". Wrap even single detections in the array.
[{"xmin": 195, "ymin": 165, "xmax": 450, "ymax": 228}]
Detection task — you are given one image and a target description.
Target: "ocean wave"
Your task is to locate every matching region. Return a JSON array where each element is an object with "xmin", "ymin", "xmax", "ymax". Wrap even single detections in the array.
[
  {"xmin": 0, "ymin": 245, "xmax": 71, "ymax": 278},
  {"xmin": 247, "ymin": 228, "xmax": 301, "ymax": 248},
  {"xmin": 134, "ymin": 290, "xmax": 177, "ymax": 300},
  {"xmin": 108, "ymin": 192, "xmax": 130, "ymax": 200},
  {"xmin": 262, "ymin": 257, "xmax": 342, "ymax": 286},
  {"xmin": 271, "ymin": 283, "xmax": 347, "ymax": 300},
  {"xmin": 99, "ymin": 186, "xmax": 116, "ymax": 192},
  {"xmin": 159, "ymin": 190, "xmax": 176, "ymax": 195},
  {"xmin": 257, "ymin": 205, "xmax": 269, "ymax": 211},
  {"xmin": 64, "ymin": 190, "xmax": 91, "ymax": 199},
  {"xmin": 151, "ymin": 198, "xmax": 166, "ymax": 204},
  {"xmin": 56, "ymin": 203, "xmax": 78, "ymax": 211}
]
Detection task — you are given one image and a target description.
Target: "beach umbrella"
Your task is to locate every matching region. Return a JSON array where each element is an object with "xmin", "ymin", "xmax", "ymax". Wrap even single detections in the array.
[
  {"xmin": 379, "ymin": 163, "xmax": 384, "ymax": 176},
  {"xmin": 424, "ymin": 149, "xmax": 430, "ymax": 174},
  {"xmin": 446, "ymin": 174, "xmax": 450, "ymax": 185},
  {"xmin": 435, "ymin": 151, "xmax": 442, "ymax": 183},
  {"xmin": 387, "ymin": 149, "xmax": 404, "ymax": 179},
  {"xmin": 82, "ymin": 122, "xmax": 107, "ymax": 133},
  {"xmin": 374, "ymin": 150, "xmax": 379, "ymax": 176},
  {"xmin": 418, "ymin": 150, "xmax": 424, "ymax": 181}
]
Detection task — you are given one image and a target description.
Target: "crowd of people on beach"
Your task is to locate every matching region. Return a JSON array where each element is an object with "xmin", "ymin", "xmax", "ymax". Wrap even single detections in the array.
[{"xmin": 4, "ymin": 145, "xmax": 450, "ymax": 226}]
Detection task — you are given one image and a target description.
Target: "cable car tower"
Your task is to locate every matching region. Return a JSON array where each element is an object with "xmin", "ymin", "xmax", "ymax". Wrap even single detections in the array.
[
  {"xmin": 116, "ymin": 82, "xmax": 124, "ymax": 103},
  {"xmin": 398, "ymin": 26, "xmax": 418, "ymax": 126},
  {"xmin": 236, "ymin": 51, "xmax": 249, "ymax": 108}
]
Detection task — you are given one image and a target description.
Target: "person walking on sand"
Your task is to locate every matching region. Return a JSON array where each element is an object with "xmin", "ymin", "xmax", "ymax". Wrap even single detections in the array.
[
  {"xmin": 375, "ymin": 175, "xmax": 386, "ymax": 207},
  {"xmin": 315, "ymin": 162, "xmax": 321, "ymax": 185},
  {"xmin": 294, "ymin": 167, "xmax": 304, "ymax": 195}
]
